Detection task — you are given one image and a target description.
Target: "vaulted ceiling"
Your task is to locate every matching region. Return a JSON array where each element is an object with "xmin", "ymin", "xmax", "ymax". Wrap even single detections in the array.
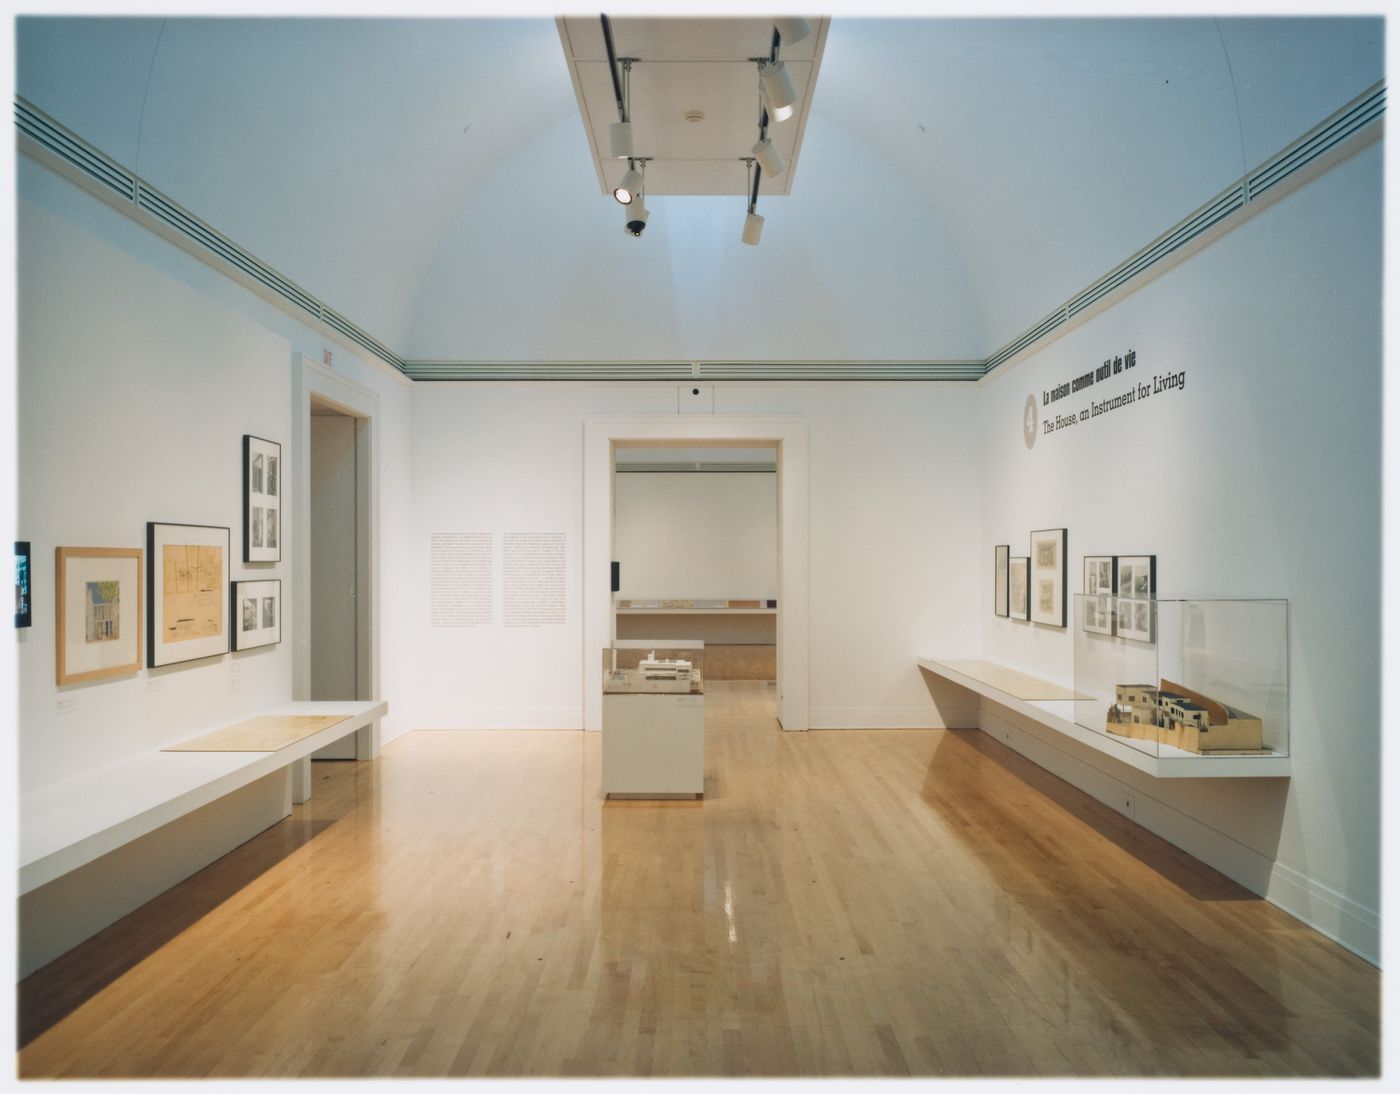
[{"xmin": 14, "ymin": 13, "xmax": 1384, "ymax": 369}]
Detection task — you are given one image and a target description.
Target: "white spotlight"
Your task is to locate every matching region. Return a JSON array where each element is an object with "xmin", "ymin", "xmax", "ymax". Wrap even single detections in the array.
[
  {"xmin": 775, "ymin": 17, "xmax": 812, "ymax": 45},
  {"xmin": 741, "ymin": 212, "xmax": 764, "ymax": 246},
  {"xmin": 758, "ymin": 60, "xmax": 799, "ymax": 123},
  {"xmin": 608, "ymin": 121, "xmax": 633, "ymax": 159},
  {"xmin": 751, "ymin": 137, "xmax": 785, "ymax": 177},
  {"xmin": 624, "ymin": 197, "xmax": 649, "ymax": 238},
  {"xmin": 614, "ymin": 165, "xmax": 642, "ymax": 205}
]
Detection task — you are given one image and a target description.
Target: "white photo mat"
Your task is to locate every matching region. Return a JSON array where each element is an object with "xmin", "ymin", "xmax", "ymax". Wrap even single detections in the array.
[
  {"xmin": 232, "ymin": 578, "xmax": 281, "ymax": 650},
  {"xmin": 244, "ymin": 434, "xmax": 282, "ymax": 563},
  {"xmin": 994, "ymin": 544, "xmax": 1009, "ymax": 618},
  {"xmin": 1009, "ymin": 556, "xmax": 1030, "ymax": 621},
  {"xmin": 56, "ymin": 547, "xmax": 142, "ymax": 684},
  {"xmin": 1030, "ymin": 528, "xmax": 1067, "ymax": 627}
]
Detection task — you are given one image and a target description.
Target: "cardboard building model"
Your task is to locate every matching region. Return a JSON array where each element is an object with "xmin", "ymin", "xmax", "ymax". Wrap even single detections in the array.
[{"xmin": 1106, "ymin": 679, "xmax": 1267, "ymax": 755}]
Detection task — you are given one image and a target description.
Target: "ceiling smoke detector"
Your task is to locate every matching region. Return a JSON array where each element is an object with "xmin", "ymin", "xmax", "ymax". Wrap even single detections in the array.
[{"xmin": 683, "ymin": 110, "xmax": 705, "ymax": 124}]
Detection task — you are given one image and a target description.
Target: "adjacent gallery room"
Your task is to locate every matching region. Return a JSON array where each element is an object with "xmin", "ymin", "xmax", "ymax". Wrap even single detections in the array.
[{"xmin": 7, "ymin": 7, "xmax": 1386, "ymax": 1081}]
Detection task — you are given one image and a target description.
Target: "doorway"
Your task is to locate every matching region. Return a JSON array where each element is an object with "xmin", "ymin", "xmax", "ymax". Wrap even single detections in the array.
[{"xmin": 612, "ymin": 445, "xmax": 778, "ymax": 686}]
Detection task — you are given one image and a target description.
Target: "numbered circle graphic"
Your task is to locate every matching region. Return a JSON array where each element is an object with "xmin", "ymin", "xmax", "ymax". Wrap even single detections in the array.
[{"xmin": 1023, "ymin": 394, "xmax": 1038, "ymax": 449}]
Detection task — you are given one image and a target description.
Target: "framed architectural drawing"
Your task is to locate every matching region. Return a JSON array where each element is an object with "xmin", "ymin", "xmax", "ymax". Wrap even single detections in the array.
[
  {"xmin": 1082, "ymin": 555, "xmax": 1115, "ymax": 636},
  {"xmin": 16, "ymin": 541, "xmax": 31, "ymax": 628},
  {"xmin": 994, "ymin": 544, "xmax": 1009, "ymax": 618},
  {"xmin": 244, "ymin": 434, "xmax": 281, "ymax": 563},
  {"xmin": 147, "ymin": 522, "xmax": 230, "ymax": 667},
  {"xmin": 1009, "ymin": 556, "xmax": 1030, "ymax": 621},
  {"xmin": 1030, "ymin": 528, "xmax": 1067, "ymax": 627},
  {"xmin": 55, "ymin": 546, "xmax": 142, "ymax": 684},
  {"xmin": 1115, "ymin": 554, "xmax": 1157, "ymax": 642},
  {"xmin": 231, "ymin": 579, "xmax": 281, "ymax": 651}
]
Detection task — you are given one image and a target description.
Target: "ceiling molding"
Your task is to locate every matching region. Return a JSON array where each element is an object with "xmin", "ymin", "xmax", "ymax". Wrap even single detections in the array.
[{"xmin": 15, "ymin": 79, "xmax": 1384, "ymax": 384}]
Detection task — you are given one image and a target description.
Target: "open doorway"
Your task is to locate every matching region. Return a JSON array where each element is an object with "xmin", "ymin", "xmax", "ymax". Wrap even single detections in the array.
[{"xmin": 612, "ymin": 445, "xmax": 778, "ymax": 689}]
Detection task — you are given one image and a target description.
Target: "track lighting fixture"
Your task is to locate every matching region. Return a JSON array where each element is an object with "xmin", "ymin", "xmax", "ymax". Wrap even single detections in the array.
[
  {"xmin": 751, "ymin": 136, "xmax": 784, "ymax": 177},
  {"xmin": 624, "ymin": 196, "xmax": 649, "ymax": 237},
  {"xmin": 758, "ymin": 59, "xmax": 798, "ymax": 123},
  {"xmin": 742, "ymin": 211, "xmax": 764, "ymax": 246},
  {"xmin": 774, "ymin": 16, "xmax": 812, "ymax": 46},
  {"xmin": 614, "ymin": 163, "xmax": 642, "ymax": 205},
  {"xmin": 609, "ymin": 121, "xmax": 633, "ymax": 159}
]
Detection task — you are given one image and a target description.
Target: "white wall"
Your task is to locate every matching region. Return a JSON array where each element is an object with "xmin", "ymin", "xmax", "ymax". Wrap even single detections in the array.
[
  {"xmin": 974, "ymin": 141, "xmax": 1381, "ymax": 959},
  {"xmin": 614, "ymin": 472, "xmax": 777, "ymax": 601},
  {"xmin": 16, "ymin": 154, "xmax": 416, "ymax": 791},
  {"xmin": 407, "ymin": 382, "xmax": 983, "ymax": 730}
]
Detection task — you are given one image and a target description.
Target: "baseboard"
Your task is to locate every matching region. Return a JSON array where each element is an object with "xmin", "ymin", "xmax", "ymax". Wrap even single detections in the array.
[
  {"xmin": 400, "ymin": 706, "xmax": 584, "ymax": 730},
  {"xmin": 977, "ymin": 702, "xmax": 1380, "ymax": 968},
  {"xmin": 380, "ymin": 712, "xmax": 416, "ymax": 747},
  {"xmin": 807, "ymin": 706, "xmax": 964, "ymax": 729}
]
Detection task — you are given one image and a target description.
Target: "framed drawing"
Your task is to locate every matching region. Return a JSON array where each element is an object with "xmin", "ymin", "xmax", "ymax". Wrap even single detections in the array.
[
  {"xmin": 1115, "ymin": 554, "xmax": 1157, "ymax": 642},
  {"xmin": 994, "ymin": 544, "xmax": 1009, "ymax": 618},
  {"xmin": 55, "ymin": 546, "xmax": 142, "ymax": 684},
  {"xmin": 1009, "ymin": 556, "xmax": 1030, "ymax": 621},
  {"xmin": 244, "ymin": 435, "xmax": 281, "ymax": 563},
  {"xmin": 1030, "ymin": 527, "xmax": 1067, "ymax": 627},
  {"xmin": 231, "ymin": 579, "xmax": 281, "ymax": 650},
  {"xmin": 147, "ymin": 522, "xmax": 230, "ymax": 667},
  {"xmin": 16, "ymin": 541, "xmax": 31, "ymax": 628},
  {"xmin": 1082, "ymin": 555, "xmax": 1115, "ymax": 636}
]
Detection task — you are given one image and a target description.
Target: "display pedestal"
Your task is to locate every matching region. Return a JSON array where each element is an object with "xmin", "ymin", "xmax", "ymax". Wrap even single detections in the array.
[{"xmin": 602, "ymin": 691, "xmax": 705, "ymax": 798}]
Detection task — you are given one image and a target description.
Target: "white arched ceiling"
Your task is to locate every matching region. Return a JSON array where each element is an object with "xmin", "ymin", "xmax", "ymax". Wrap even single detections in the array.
[{"xmin": 13, "ymin": 14, "xmax": 1384, "ymax": 365}]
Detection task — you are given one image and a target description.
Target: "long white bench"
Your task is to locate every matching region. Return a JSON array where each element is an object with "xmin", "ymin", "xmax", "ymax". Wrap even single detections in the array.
[{"xmin": 18, "ymin": 699, "xmax": 386, "ymax": 976}]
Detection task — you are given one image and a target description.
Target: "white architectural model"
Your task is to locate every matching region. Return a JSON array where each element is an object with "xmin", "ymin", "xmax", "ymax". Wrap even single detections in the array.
[{"xmin": 640, "ymin": 653, "xmax": 692, "ymax": 680}]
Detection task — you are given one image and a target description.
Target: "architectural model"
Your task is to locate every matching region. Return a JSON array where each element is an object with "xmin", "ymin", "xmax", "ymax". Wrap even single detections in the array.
[
  {"xmin": 1106, "ymin": 679, "xmax": 1266, "ymax": 754},
  {"xmin": 640, "ymin": 653, "xmax": 692, "ymax": 680}
]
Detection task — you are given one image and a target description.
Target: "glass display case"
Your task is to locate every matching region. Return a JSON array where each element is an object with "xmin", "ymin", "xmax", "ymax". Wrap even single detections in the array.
[
  {"xmin": 603, "ymin": 644, "xmax": 704, "ymax": 694},
  {"xmin": 1073, "ymin": 597, "xmax": 1289, "ymax": 761}
]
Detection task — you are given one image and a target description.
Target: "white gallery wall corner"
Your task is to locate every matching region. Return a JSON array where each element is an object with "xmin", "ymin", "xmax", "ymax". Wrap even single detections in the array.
[{"xmin": 583, "ymin": 416, "xmax": 809, "ymax": 732}]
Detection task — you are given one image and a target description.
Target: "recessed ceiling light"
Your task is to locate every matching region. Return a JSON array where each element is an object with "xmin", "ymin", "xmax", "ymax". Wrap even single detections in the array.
[{"xmin": 684, "ymin": 110, "xmax": 705, "ymax": 124}]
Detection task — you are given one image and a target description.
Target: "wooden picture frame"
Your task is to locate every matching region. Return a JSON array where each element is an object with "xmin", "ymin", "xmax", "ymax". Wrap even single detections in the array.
[
  {"xmin": 231, "ymin": 579, "xmax": 282, "ymax": 651},
  {"xmin": 1082, "ymin": 555, "xmax": 1116, "ymax": 636},
  {"xmin": 148, "ymin": 522, "xmax": 230, "ymax": 668},
  {"xmin": 55, "ymin": 546, "xmax": 142, "ymax": 684},
  {"xmin": 244, "ymin": 434, "xmax": 282, "ymax": 563},
  {"xmin": 16, "ymin": 540, "xmax": 32, "ymax": 628},
  {"xmin": 994, "ymin": 544, "xmax": 1010, "ymax": 618},
  {"xmin": 1009, "ymin": 556, "xmax": 1030, "ymax": 621},
  {"xmin": 1030, "ymin": 528, "xmax": 1068, "ymax": 627},
  {"xmin": 1115, "ymin": 554, "xmax": 1157, "ymax": 642}
]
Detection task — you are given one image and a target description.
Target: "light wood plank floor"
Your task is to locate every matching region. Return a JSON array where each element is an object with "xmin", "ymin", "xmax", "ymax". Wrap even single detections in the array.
[{"xmin": 18, "ymin": 683, "xmax": 1379, "ymax": 1078}]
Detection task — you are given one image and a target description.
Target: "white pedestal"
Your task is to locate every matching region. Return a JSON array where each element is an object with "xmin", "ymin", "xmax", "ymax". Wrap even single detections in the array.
[{"xmin": 602, "ymin": 692, "xmax": 705, "ymax": 798}]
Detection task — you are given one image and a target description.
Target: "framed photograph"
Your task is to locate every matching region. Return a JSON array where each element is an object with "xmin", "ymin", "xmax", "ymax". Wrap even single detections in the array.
[
  {"xmin": 1030, "ymin": 528, "xmax": 1067, "ymax": 627},
  {"xmin": 16, "ymin": 541, "xmax": 32, "ymax": 628},
  {"xmin": 231, "ymin": 579, "xmax": 281, "ymax": 650},
  {"xmin": 1009, "ymin": 556, "xmax": 1030, "ymax": 621},
  {"xmin": 994, "ymin": 544, "xmax": 1010, "ymax": 618},
  {"xmin": 1082, "ymin": 555, "xmax": 1115, "ymax": 636},
  {"xmin": 55, "ymin": 546, "xmax": 142, "ymax": 684},
  {"xmin": 148, "ymin": 522, "xmax": 230, "ymax": 667},
  {"xmin": 244, "ymin": 435, "xmax": 281, "ymax": 563},
  {"xmin": 1115, "ymin": 554, "xmax": 1157, "ymax": 642}
]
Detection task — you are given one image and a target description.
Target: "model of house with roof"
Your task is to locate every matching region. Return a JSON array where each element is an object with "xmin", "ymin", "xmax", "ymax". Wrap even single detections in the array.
[{"xmin": 1106, "ymin": 679, "xmax": 1267, "ymax": 754}]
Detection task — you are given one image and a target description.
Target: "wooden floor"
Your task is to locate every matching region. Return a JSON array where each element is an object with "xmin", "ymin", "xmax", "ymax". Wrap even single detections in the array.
[{"xmin": 18, "ymin": 683, "xmax": 1379, "ymax": 1078}]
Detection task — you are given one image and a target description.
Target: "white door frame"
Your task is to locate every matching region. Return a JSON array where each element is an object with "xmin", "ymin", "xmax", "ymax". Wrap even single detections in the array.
[
  {"xmin": 292, "ymin": 354, "xmax": 380, "ymax": 725},
  {"xmin": 583, "ymin": 415, "xmax": 808, "ymax": 732}
]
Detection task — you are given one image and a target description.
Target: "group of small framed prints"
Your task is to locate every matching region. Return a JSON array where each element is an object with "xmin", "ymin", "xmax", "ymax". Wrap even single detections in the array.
[
  {"xmin": 43, "ymin": 435, "xmax": 283, "ymax": 685},
  {"xmin": 1082, "ymin": 554, "xmax": 1157, "ymax": 642},
  {"xmin": 994, "ymin": 528, "xmax": 1068, "ymax": 627}
]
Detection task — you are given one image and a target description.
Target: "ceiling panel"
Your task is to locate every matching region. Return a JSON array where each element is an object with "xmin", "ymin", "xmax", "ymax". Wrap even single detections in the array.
[{"xmin": 559, "ymin": 15, "xmax": 827, "ymax": 198}]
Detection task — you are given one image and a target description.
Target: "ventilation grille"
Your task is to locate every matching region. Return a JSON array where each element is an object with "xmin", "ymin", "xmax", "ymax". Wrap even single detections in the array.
[
  {"xmin": 17, "ymin": 78, "xmax": 1383, "ymax": 384},
  {"xmin": 985, "ymin": 79, "xmax": 1385, "ymax": 376},
  {"xmin": 15, "ymin": 95, "xmax": 406, "ymax": 376},
  {"xmin": 403, "ymin": 359, "xmax": 984, "ymax": 382}
]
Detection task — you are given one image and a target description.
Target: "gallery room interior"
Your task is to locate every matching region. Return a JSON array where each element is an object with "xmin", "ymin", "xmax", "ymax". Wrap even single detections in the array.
[{"xmin": 5, "ymin": 4, "xmax": 1389, "ymax": 1082}]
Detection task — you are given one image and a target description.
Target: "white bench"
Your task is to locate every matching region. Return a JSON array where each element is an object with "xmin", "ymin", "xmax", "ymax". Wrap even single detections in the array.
[{"xmin": 18, "ymin": 699, "xmax": 386, "ymax": 976}]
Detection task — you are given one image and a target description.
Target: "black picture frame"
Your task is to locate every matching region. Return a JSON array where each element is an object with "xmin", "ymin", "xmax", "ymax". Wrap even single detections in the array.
[
  {"xmin": 1030, "ymin": 528, "xmax": 1068, "ymax": 628},
  {"xmin": 147, "ymin": 521, "xmax": 231, "ymax": 667},
  {"xmin": 243, "ymin": 434, "xmax": 282, "ymax": 563},
  {"xmin": 994, "ymin": 544, "xmax": 1009, "ymax": 618},
  {"xmin": 15, "ymin": 540, "xmax": 32, "ymax": 628},
  {"xmin": 231, "ymin": 578, "xmax": 282, "ymax": 651},
  {"xmin": 1114, "ymin": 554, "xmax": 1158, "ymax": 642},
  {"xmin": 1009, "ymin": 556, "xmax": 1030, "ymax": 622}
]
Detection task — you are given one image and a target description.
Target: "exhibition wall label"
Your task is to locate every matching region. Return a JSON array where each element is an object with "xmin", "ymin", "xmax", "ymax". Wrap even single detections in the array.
[{"xmin": 1027, "ymin": 349, "xmax": 1187, "ymax": 444}]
